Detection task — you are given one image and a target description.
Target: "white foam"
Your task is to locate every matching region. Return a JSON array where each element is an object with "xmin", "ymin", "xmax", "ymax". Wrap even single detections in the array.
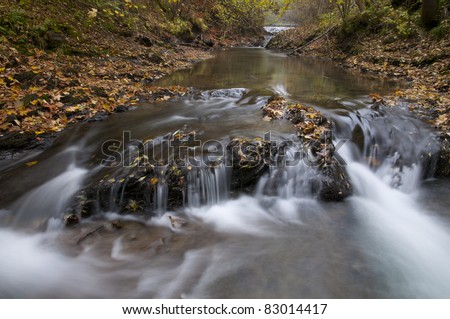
[{"xmin": 187, "ymin": 196, "xmax": 280, "ymax": 236}]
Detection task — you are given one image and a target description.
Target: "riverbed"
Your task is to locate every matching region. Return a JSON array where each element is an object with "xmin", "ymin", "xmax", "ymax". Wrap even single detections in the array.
[{"xmin": 0, "ymin": 48, "xmax": 449, "ymax": 298}]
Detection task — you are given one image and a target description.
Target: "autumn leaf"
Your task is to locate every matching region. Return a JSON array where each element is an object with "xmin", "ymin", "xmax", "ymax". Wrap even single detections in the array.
[
  {"xmin": 25, "ymin": 161, "xmax": 38, "ymax": 167},
  {"xmin": 19, "ymin": 109, "xmax": 29, "ymax": 116}
]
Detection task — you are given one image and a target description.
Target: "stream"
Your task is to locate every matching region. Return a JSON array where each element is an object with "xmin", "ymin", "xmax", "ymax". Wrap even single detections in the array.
[{"xmin": 0, "ymin": 48, "xmax": 449, "ymax": 298}]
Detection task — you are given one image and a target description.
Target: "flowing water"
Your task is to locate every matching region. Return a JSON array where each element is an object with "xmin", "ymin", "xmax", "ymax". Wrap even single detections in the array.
[
  {"xmin": 263, "ymin": 26, "xmax": 294, "ymax": 47},
  {"xmin": 0, "ymin": 48, "xmax": 449, "ymax": 298}
]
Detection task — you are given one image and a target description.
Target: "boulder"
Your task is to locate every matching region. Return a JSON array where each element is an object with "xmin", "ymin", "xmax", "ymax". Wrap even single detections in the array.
[
  {"xmin": 262, "ymin": 96, "xmax": 352, "ymax": 200},
  {"xmin": 226, "ymin": 137, "xmax": 273, "ymax": 190}
]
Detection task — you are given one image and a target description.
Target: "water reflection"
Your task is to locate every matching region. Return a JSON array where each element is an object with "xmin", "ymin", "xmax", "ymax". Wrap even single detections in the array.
[{"xmin": 158, "ymin": 48, "xmax": 401, "ymax": 104}]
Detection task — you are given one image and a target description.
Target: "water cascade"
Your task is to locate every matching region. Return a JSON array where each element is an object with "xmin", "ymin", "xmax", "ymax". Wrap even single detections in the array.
[{"xmin": 263, "ymin": 26, "xmax": 294, "ymax": 47}]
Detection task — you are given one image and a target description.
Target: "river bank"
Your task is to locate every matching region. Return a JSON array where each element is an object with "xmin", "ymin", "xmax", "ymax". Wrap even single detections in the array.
[{"xmin": 267, "ymin": 25, "xmax": 449, "ymax": 175}]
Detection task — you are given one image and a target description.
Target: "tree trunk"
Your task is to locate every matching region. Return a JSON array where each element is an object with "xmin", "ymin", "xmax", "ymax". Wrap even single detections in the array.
[
  {"xmin": 355, "ymin": 0, "xmax": 365, "ymax": 12},
  {"xmin": 422, "ymin": 0, "xmax": 440, "ymax": 29}
]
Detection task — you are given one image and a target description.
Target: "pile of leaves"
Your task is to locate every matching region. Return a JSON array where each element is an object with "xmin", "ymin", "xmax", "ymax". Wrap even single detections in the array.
[
  {"xmin": 0, "ymin": 43, "xmax": 208, "ymax": 136},
  {"xmin": 263, "ymin": 96, "xmax": 334, "ymax": 165}
]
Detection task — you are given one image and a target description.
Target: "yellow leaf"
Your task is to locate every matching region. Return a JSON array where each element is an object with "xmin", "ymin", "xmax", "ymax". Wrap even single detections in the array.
[
  {"xmin": 19, "ymin": 109, "xmax": 29, "ymax": 116},
  {"xmin": 102, "ymin": 104, "xmax": 112, "ymax": 112},
  {"xmin": 11, "ymin": 84, "xmax": 20, "ymax": 93},
  {"xmin": 30, "ymin": 100, "xmax": 39, "ymax": 106},
  {"xmin": 35, "ymin": 130, "xmax": 45, "ymax": 135},
  {"xmin": 0, "ymin": 67, "xmax": 5, "ymax": 72},
  {"xmin": 150, "ymin": 177, "xmax": 159, "ymax": 185},
  {"xmin": 26, "ymin": 161, "xmax": 38, "ymax": 167}
]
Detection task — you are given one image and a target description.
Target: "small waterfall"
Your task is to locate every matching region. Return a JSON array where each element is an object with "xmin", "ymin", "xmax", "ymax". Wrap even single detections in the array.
[
  {"xmin": 262, "ymin": 35, "xmax": 274, "ymax": 48},
  {"xmin": 153, "ymin": 165, "xmax": 169, "ymax": 216},
  {"xmin": 263, "ymin": 26, "xmax": 294, "ymax": 47},
  {"xmin": 346, "ymin": 158, "xmax": 450, "ymax": 297},
  {"xmin": 335, "ymin": 109, "xmax": 450, "ymax": 297},
  {"xmin": 187, "ymin": 163, "xmax": 229, "ymax": 207},
  {"xmin": 329, "ymin": 107, "xmax": 440, "ymax": 180},
  {"xmin": 195, "ymin": 88, "xmax": 247, "ymax": 100},
  {"xmin": 270, "ymin": 84, "xmax": 290, "ymax": 97},
  {"xmin": 11, "ymin": 164, "xmax": 87, "ymax": 228},
  {"xmin": 256, "ymin": 145, "xmax": 315, "ymax": 199}
]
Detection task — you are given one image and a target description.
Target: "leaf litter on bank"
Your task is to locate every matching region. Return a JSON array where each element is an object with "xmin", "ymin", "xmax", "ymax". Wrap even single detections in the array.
[{"xmin": 0, "ymin": 43, "xmax": 211, "ymax": 139}]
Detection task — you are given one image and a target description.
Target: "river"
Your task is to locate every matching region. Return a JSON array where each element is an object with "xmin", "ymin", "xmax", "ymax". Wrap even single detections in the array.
[{"xmin": 0, "ymin": 48, "xmax": 449, "ymax": 298}]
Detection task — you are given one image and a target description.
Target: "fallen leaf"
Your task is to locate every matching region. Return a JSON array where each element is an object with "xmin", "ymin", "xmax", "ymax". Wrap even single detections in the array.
[{"xmin": 26, "ymin": 161, "xmax": 38, "ymax": 167}]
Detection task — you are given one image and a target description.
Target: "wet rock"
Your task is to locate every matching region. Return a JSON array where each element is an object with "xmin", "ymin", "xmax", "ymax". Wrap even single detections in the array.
[
  {"xmin": 168, "ymin": 215, "xmax": 187, "ymax": 229},
  {"xmin": 0, "ymin": 131, "xmax": 48, "ymax": 154},
  {"xmin": 70, "ymin": 111, "xmax": 352, "ymax": 220},
  {"xmin": 262, "ymin": 96, "xmax": 352, "ymax": 200},
  {"xmin": 71, "ymin": 129, "xmax": 276, "ymax": 217},
  {"xmin": 87, "ymin": 111, "xmax": 109, "ymax": 122},
  {"xmin": 80, "ymin": 200, "xmax": 96, "ymax": 218},
  {"xmin": 114, "ymin": 105, "xmax": 130, "ymax": 113},
  {"xmin": 64, "ymin": 214, "xmax": 79, "ymax": 227},
  {"xmin": 111, "ymin": 220, "xmax": 123, "ymax": 229},
  {"xmin": 313, "ymin": 160, "xmax": 352, "ymax": 201},
  {"xmin": 351, "ymin": 124, "xmax": 365, "ymax": 153},
  {"xmin": 147, "ymin": 86, "xmax": 190, "ymax": 101},
  {"xmin": 435, "ymin": 135, "xmax": 450, "ymax": 176},
  {"xmin": 226, "ymin": 137, "xmax": 272, "ymax": 190}
]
